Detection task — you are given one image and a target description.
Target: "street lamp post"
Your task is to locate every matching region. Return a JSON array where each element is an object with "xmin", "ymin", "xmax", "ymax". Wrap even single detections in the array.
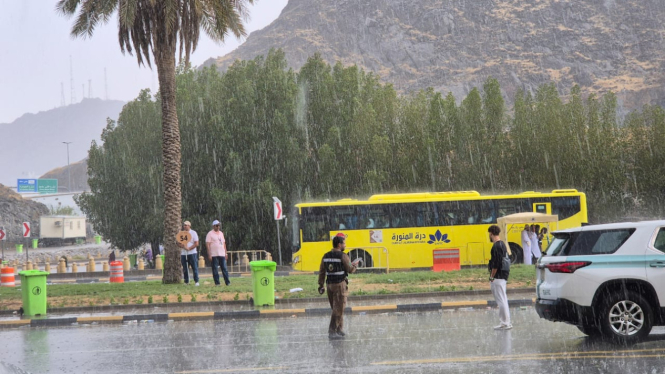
[{"xmin": 63, "ymin": 142, "xmax": 72, "ymax": 192}]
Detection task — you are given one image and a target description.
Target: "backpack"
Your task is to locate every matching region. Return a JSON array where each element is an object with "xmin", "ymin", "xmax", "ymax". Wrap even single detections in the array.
[{"xmin": 499, "ymin": 241, "xmax": 511, "ymax": 273}]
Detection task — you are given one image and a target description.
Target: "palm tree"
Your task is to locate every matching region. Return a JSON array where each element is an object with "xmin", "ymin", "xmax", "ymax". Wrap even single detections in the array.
[{"xmin": 57, "ymin": 0, "xmax": 253, "ymax": 283}]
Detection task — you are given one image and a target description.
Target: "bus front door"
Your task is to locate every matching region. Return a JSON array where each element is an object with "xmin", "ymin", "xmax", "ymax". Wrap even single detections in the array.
[{"xmin": 466, "ymin": 242, "xmax": 485, "ymax": 265}]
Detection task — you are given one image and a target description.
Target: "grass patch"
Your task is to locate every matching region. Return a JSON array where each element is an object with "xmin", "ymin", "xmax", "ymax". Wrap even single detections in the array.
[
  {"xmin": 0, "ymin": 267, "xmax": 537, "ymax": 309},
  {"xmin": 361, "ymin": 265, "xmax": 535, "ymax": 285}
]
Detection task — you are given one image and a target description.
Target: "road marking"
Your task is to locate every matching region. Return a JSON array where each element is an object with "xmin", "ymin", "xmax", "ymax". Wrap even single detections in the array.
[
  {"xmin": 0, "ymin": 320, "xmax": 31, "ymax": 327},
  {"xmin": 259, "ymin": 309, "xmax": 306, "ymax": 314},
  {"xmin": 371, "ymin": 348, "xmax": 665, "ymax": 365},
  {"xmin": 169, "ymin": 312, "xmax": 215, "ymax": 319},
  {"xmin": 352, "ymin": 305, "xmax": 398, "ymax": 312},
  {"xmin": 176, "ymin": 366, "xmax": 289, "ymax": 373},
  {"xmin": 441, "ymin": 300, "xmax": 487, "ymax": 307},
  {"xmin": 77, "ymin": 316, "xmax": 123, "ymax": 323}
]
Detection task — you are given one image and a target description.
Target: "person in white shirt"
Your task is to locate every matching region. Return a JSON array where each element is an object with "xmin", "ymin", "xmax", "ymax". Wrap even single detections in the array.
[
  {"xmin": 521, "ymin": 225, "xmax": 532, "ymax": 265},
  {"xmin": 206, "ymin": 219, "xmax": 230, "ymax": 286},
  {"xmin": 530, "ymin": 225, "xmax": 541, "ymax": 264},
  {"xmin": 178, "ymin": 220, "xmax": 200, "ymax": 286}
]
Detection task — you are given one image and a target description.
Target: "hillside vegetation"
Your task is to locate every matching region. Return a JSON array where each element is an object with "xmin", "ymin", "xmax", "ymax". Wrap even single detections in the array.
[
  {"xmin": 78, "ymin": 51, "xmax": 665, "ymax": 260},
  {"xmin": 207, "ymin": 0, "xmax": 665, "ymax": 112}
]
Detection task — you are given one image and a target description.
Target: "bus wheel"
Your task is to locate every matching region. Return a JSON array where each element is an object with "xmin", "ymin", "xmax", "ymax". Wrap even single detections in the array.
[
  {"xmin": 348, "ymin": 250, "xmax": 373, "ymax": 268},
  {"xmin": 508, "ymin": 243, "xmax": 523, "ymax": 264}
]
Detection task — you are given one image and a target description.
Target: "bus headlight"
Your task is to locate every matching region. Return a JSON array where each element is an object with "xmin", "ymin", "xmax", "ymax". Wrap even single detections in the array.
[{"xmin": 293, "ymin": 256, "xmax": 300, "ymax": 264}]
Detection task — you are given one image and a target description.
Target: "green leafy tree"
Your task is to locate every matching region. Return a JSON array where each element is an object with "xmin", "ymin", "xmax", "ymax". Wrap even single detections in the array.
[
  {"xmin": 76, "ymin": 90, "xmax": 163, "ymax": 253},
  {"xmin": 58, "ymin": 0, "xmax": 254, "ymax": 283}
]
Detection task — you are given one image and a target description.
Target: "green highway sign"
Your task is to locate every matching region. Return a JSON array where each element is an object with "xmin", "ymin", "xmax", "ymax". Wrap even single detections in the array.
[{"xmin": 37, "ymin": 179, "xmax": 58, "ymax": 194}]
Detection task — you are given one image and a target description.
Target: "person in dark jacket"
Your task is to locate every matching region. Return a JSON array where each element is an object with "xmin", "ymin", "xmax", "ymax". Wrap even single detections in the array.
[
  {"xmin": 488, "ymin": 224, "xmax": 512, "ymax": 330},
  {"xmin": 108, "ymin": 251, "xmax": 115, "ymax": 263},
  {"xmin": 318, "ymin": 234, "xmax": 359, "ymax": 339}
]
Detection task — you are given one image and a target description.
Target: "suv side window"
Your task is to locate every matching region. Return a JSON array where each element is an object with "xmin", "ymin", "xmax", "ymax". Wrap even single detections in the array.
[
  {"xmin": 654, "ymin": 228, "xmax": 665, "ymax": 253},
  {"xmin": 565, "ymin": 229, "xmax": 635, "ymax": 256}
]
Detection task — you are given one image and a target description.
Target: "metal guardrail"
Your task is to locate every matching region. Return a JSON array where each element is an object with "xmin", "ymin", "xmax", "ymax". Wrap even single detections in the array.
[
  {"xmin": 225, "ymin": 250, "xmax": 270, "ymax": 273},
  {"xmin": 345, "ymin": 246, "xmax": 389, "ymax": 273}
]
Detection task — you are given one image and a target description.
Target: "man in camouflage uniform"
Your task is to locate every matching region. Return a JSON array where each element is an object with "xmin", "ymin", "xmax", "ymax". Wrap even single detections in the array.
[{"xmin": 318, "ymin": 234, "xmax": 358, "ymax": 339}]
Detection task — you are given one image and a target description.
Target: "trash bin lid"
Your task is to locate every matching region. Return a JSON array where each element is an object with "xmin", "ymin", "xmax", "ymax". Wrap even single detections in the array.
[
  {"xmin": 18, "ymin": 270, "xmax": 50, "ymax": 277},
  {"xmin": 249, "ymin": 260, "xmax": 277, "ymax": 271}
]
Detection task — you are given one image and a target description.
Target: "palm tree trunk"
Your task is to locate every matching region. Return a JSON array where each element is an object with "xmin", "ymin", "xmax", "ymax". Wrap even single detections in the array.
[{"xmin": 155, "ymin": 43, "xmax": 183, "ymax": 284}]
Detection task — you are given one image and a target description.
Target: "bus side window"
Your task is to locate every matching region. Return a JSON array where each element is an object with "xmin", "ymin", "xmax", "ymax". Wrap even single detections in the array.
[
  {"xmin": 332, "ymin": 206, "xmax": 357, "ymax": 230},
  {"xmin": 496, "ymin": 199, "xmax": 529, "ymax": 217},
  {"xmin": 552, "ymin": 197, "xmax": 581, "ymax": 220},
  {"xmin": 391, "ymin": 204, "xmax": 419, "ymax": 228},
  {"xmin": 420, "ymin": 203, "xmax": 437, "ymax": 227},
  {"xmin": 302, "ymin": 207, "xmax": 330, "ymax": 242},
  {"xmin": 465, "ymin": 201, "xmax": 479, "ymax": 224},
  {"xmin": 366, "ymin": 205, "xmax": 390, "ymax": 229},
  {"xmin": 481, "ymin": 200, "xmax": 496, "ymax": 223},
  {"xmin": 439, "ymin": 201, "xmax": 460, "ymax": 226},
  {"xmin": 390, "ymin": 205, "xmax": 403, "ymax": 228}
]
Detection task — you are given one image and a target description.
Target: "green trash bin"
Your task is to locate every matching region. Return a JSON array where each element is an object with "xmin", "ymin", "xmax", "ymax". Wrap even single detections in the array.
[
  {"xmin": 159, "ymin": 254, "xmax": 165, "ymax": 275},
  {"xmin": 94, "ymin": 235, "xmax": 102, "ymax": 244},
  {"xmin": 129, "ymin": 254, "xmax": 137, "ymax": 268},
  {"xmin": 15, "ymin": 244, "xmax": 23, "ymax": 253},
  {"xmin": 32, "ymin": 239, "xmax": 38, "ymax": 249},
  {"xmin": 249, "ymin": 260, "xmax": 277, "ymax": 306},
  {"xmin": 19, "ymin": 270, "xmax": 49, "ymax": 316}
]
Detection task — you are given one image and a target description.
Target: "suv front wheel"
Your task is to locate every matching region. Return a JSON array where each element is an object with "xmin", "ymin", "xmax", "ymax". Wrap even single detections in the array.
[{"xmin": 599, "ymin": 291, "xmax": 653, "ymax": 345}]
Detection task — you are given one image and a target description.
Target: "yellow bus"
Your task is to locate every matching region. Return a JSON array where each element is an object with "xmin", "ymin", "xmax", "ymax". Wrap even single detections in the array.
[{"xmin": 290, "ymin": 189, "xmax": 588, "ymax": 271}]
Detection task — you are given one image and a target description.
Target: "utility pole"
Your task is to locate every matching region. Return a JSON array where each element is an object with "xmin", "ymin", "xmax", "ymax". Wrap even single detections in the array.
[
  {"xmin": 63, "ymin": 142, "xmax": 72, "ymax": 191},
  {"xmin": 70, "ymin": 56, "xmax": 76, "ymax": 104}
]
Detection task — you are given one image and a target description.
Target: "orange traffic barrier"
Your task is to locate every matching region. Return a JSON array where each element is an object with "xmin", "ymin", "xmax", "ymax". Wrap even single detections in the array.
[
  {"xmin": 110, "ymin": 261, "xmax": 124, "ymax": 283},
  {"xmin": 432, "ymin": 248, "xmax": 461, "ymax": 272},
  {"xmin": 1, "ymin": 267, "xmax": 15, "ymax": 287}
]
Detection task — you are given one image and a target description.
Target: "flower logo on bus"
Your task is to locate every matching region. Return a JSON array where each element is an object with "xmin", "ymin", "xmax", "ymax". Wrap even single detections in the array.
[{"xmin": 428, "ymin": 230, "xmax": 451, "ymax": 245}]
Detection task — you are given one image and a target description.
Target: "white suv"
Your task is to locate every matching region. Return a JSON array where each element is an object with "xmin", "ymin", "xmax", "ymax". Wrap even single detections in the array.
[{"xmin": 536, "ymin": 220, "xmax": 665, "ymax": 344}]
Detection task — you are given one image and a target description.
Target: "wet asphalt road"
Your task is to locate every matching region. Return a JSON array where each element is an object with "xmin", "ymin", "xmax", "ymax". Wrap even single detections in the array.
[{"xmin": 2, "ymin": 306, "xmax": 665, "ymax": 374}]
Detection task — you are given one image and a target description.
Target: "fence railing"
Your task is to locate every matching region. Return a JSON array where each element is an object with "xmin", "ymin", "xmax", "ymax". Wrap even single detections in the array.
[
  {"xmin": 345, "ymin": 246, "xmax": 389, "ymax": 273},
  {"xmin": 225, "ymin": 250, "xmax": 271, "ymax": 273}
]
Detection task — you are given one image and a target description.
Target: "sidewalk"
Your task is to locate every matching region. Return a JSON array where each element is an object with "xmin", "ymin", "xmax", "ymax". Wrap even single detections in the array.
[{"xmin": 0, "ymin": 288, "xmax": 536, "ymax": 329}]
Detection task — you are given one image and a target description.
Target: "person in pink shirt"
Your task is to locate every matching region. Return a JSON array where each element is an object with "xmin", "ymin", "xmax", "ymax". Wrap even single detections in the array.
[{"xmin": 206, "ymin": 220, "xmax": 230, "ymax": 286}]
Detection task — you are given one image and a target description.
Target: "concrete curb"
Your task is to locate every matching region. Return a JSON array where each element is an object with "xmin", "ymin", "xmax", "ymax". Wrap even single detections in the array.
[
  {"xmin": 0, "ymin": 298, "xmax": 536, "ymax": 329},
  {"xmin": 0, "ymin": 287, "xmax": 535, "ymax": 317},
  {"xmin": 4, "ymin": 271, "xmax": 309, "ymax": 285}
]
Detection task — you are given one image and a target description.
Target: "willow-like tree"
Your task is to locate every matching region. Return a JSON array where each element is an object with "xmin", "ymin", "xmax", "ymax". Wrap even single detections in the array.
[{"xmin": 57, "ymin": 0, "xmax": 253, "ymax": 283}]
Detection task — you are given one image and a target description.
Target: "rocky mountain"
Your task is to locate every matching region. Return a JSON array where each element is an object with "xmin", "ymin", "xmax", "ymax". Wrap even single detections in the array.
[
  {"xmin": 0, "ymin": 184, "xmax": 49, "ymax": 244},
  {"xmin": 205, "ymin": 0, "xmax": 665, "ymax": 110},
  {"xmin": 40, "ymin": 159, "xmax": 90, "ymax": 193},
  {"xmin": 0, "ymin": 98, "xmax": 124, "ymax": 188}
]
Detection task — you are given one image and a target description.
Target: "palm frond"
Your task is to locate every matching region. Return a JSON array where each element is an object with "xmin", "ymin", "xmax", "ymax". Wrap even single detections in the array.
[{"xmin": 60, "ymin": 0, "xmax": 254, "ymax": 67}]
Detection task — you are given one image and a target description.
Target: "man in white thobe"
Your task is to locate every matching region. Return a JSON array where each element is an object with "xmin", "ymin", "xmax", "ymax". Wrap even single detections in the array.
[
  {"xmin": 521, "ymin": 224, "xmax": 532, "ymax": 265},
  {"xmin": 530, "ymin": 225, "xmax": 541, "ymax": 264}
]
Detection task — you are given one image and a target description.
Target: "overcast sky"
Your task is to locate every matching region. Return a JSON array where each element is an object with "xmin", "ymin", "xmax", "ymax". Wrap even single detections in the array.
[{"xmin": 0, "ymin": 0, "xmax": 288, "ymax": 124}]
